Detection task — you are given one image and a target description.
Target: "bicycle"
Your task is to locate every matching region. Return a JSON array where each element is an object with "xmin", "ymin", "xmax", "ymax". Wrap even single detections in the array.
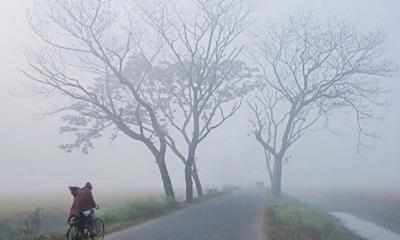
[{"xmin": 66, "ymin": 208, "xmax": 105, "ymax": 240}]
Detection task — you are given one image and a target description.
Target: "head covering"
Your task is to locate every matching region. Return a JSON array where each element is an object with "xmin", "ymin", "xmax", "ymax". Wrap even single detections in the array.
[{"xmin": 85, "ymin": 182, "xmax": 92, "ymax": 189}]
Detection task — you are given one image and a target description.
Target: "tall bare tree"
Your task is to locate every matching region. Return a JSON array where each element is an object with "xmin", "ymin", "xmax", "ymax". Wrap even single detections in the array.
[
  {"xmin": 24, "ymin": 0, "xmax": 176, "ymax": 200},
  {"xmin": 142, "ymin": 0, "xmax": 254, "ymax": 202},
  {"xmin": 248, "ymin": 14, "xmax": 397, "ymax": 197}
]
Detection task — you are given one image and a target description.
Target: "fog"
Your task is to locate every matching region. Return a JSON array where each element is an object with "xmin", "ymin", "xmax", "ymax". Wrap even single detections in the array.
[{"xmin": 0, "ymin": 0, "xmax": 399, "ymax": 196}]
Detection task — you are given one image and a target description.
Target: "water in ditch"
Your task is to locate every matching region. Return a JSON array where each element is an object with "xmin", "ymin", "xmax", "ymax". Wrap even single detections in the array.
[{"xmin": 332, "ymin": 212, "xmax": 400, "ymax": 240}]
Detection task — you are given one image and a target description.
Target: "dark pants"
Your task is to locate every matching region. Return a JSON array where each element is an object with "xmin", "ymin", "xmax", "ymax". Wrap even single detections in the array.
[{"xmin": 85, "ymin": 210, "xmax": 96, "ymax": 236}]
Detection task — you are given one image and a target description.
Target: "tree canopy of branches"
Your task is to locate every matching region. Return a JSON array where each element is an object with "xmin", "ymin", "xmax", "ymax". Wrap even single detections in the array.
[
  {"xmin": 24, "ymin": 0, "xmax": 176, "ymax": 200},
  {"xmin": 142, "ymin": 0, "xmax": 254, "ymax": 202},
  {"xmin": 248, "ymin": 14, "xmax": 397, "ymax": 197}
]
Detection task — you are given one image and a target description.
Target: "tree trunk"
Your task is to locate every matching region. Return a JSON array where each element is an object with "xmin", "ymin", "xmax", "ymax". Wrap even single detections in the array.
[
  {"xmin": 156, "ymin": 154, "xmax": 175, "ymax": 201},
  {"xmin": 271, "ymin": 157, "xmax": 283, "ymax": 197},
  {"xmin": 192, "ymin": 162, "xmax": 203, "ymax": 197},
  {"xmin": 185, "ymin": 143, "xmax": 197, "ymax": 202},
  {"xmin": 185, "ymin": 164, "xmax": 193, "ymax": 202},
  {"xmin": 116, "ymin": 124, "xmax": 175, "ymax": 201},
  {"xmin": 264, "ymin": 150, "xmax": 273, "ymax": 187}
]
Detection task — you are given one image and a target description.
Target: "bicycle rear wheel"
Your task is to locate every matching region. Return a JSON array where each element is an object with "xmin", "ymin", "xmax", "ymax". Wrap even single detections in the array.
[{"xmin": 94, "ymin": 218, "xmax": 105, "ymax": 240}]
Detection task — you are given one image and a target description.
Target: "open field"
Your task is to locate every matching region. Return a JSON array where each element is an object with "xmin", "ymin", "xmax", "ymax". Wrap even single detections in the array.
[
  {"xmin": 263, "ymin": 194, "xmax": 365, "ymax": 240},
  {"xmin": 288, "ymin": 188, "xmax": 400, "ymax": 235}
]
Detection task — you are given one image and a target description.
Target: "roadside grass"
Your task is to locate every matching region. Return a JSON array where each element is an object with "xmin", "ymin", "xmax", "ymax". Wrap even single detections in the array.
[
  {"xmin": 264, "ymin": 194, "xmax": 366, "ymax": 240},
  {"xmin": 99, "ymin": 198, "xmax": 180, "ymax": 233}
]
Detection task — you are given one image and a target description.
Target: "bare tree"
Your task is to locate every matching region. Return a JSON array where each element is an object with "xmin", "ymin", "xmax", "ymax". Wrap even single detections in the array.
[
  {"xmin": 142, "ymin": 0, "xmax": 254, "ymax": 202},
  {"xmin": 24, "ymin": 0, "xmax": 176, "ymax": 200},
  {"xmin": 248, "ymin": 14, "xmax": 397, "ymax": 197}
]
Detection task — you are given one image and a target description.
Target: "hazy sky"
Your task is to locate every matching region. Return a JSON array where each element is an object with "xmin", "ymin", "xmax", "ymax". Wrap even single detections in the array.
[{"xmin": 0, "ymin": 0, "xmax": 399, "ymax": 195}]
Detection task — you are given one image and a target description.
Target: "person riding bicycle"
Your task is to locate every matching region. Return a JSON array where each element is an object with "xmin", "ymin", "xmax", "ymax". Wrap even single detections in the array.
[{"xmin": 68, "ymin": 182, "xmax": 97, "ymax": 237}]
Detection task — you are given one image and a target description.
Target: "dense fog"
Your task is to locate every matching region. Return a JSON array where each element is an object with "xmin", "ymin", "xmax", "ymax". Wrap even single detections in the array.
[{"xmin": 0, "ymin": 0, "xmax": 399, "ymax": 197}]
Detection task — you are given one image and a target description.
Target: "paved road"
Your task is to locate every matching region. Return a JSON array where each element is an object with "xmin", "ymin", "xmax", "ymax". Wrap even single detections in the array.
[{"xmin": 106, "ymin": 189, "xmax": 266, "ymax": 240}]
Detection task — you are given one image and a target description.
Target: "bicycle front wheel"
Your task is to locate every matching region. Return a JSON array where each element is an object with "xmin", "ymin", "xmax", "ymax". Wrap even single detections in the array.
[
  {"xmin": 66, "ymin": 226, "xmax": 80, "ymax": 240},
  {"xmin": 94, "ymin": 218, "xmax": 105, "ymax": 240}
]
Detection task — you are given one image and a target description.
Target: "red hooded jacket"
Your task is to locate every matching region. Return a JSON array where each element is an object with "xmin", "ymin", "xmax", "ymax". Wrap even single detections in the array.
[{"xmin": 69, "ymin": 186, "xmax": 97, "ymax": 219}]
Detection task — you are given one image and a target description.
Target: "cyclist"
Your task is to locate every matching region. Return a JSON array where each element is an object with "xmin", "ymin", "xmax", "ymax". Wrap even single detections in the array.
[{"xmin": 68, "ymin": 182, "xmax": 97, "ymax": 238}]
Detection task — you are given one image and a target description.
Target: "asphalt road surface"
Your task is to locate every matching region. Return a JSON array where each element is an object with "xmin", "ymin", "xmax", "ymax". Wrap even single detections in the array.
[{"xmin": 106, "ymin": 189, "xmax": 266, "ymax": 240}]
